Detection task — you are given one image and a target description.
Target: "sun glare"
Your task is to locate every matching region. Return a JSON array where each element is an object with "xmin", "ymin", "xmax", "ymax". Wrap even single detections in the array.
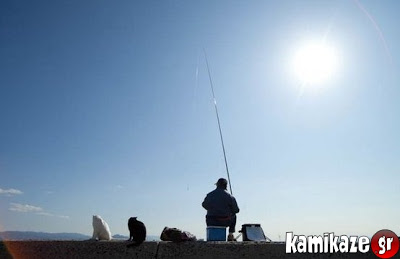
[{"xmin": 293, "ymin": 42, "xmax": 338, "ymax": 85}]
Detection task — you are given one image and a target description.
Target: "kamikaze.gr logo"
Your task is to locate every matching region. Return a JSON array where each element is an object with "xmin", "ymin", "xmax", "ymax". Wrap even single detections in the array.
[
  {"xmin": 371, "ymin": 230, "xmax": 399, "ymax": 258},
  {"xmin": 286, "ymin": 229, "xmax": 399, "ymax": 258}
]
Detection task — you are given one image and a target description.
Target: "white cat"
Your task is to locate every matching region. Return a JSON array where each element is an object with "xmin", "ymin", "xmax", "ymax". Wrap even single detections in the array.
[{"xmin": 92, "ymin": 215, "xmax": 112, "ymax": 240}]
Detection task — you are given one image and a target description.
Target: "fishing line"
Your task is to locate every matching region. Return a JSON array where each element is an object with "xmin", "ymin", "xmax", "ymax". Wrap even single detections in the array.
[
  {"xmin": 353, "ymin": 0, "xmax": 392, "ymax": 63},
  {"xmin": 193, "ymin": 52, "xmax": 200, "ymax": 111},
  {"xmin": 203, "ymin": 49, "xmax": 233, "ymax": 195}
]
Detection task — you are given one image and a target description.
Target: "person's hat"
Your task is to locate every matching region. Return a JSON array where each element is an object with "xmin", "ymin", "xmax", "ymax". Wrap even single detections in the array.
[{"xmin": 215, "ymin": 178, "xmax": 228, "ymax": 187}]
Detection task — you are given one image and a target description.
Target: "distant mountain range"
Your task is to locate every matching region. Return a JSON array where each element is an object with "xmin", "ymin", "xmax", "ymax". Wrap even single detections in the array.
[
  {"xmin": 112, "ymin": 234, "xmax": 160, "ymax": 241},
  {"xmin": 0, "ymin": 231, "xmax": 90, "ymax": 241},
  {"xmin": 0, "ymin": 231, "xmax": 160, "ymax": 241}
]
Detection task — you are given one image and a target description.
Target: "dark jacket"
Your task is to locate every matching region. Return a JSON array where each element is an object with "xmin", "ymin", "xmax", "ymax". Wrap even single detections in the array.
[{"xmin": 202, "ymin": 187, "xmax": 239, "ymax": 217}]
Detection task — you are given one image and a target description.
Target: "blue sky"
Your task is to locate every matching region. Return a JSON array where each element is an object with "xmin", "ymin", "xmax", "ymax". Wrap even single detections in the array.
[{"xmin": 1, "ymin": 0, "xmax": 399, "ymax": 240}]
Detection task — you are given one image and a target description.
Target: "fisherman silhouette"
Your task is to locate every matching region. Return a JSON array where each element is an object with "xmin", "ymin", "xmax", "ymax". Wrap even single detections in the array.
[{"xmin": 202, "ymin": 178, "xmax": 239, "ymax": 241}]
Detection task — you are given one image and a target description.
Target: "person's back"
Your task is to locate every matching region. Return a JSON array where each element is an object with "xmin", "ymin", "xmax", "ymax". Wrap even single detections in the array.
[
  {"xmin": 202, "ymin": 187, "xmax": 239, "ymax": 217},
  {"xmin": 202, "ymin": 178, "xmax": 239, "ymax": 241}
]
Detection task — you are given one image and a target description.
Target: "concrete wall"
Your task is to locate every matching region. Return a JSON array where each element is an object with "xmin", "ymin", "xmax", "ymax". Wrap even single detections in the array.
[{"xmin": 0, "ymin": 241, "xmax": 379, "ymax": 259}]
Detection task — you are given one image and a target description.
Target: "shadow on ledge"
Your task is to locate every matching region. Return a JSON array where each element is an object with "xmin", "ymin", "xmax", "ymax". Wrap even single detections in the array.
[{"xmin": 1, "ymin": 241, "xmax": 378, "ymax": 259}]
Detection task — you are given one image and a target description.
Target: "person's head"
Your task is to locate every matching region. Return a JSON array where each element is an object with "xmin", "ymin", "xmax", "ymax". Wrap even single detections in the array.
[{"xmin": 215, "ymin": 178, "xmax": 228, "ymax": 190}]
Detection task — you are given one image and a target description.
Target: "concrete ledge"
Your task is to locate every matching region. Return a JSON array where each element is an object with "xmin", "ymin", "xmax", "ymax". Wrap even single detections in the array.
[{"xmin": 1, "ymin": 241, "xmax": 377, "ymax": 259}]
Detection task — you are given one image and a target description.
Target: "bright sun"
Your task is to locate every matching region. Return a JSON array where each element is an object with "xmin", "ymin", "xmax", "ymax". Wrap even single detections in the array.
[{"xmin": 293, "ymin": 42, "xmax": 338, "ymax": 85}]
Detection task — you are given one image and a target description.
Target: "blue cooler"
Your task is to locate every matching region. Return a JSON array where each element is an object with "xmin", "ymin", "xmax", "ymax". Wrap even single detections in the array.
[{"xmin": 207, "ymin": 226, "xmax": 226, "ymax": 241}]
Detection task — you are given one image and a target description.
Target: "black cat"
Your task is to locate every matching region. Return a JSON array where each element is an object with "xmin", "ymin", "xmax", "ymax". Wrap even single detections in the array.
[{"xmin": 127, "ymin": 217, "xmax": 146, "ymax": 247}]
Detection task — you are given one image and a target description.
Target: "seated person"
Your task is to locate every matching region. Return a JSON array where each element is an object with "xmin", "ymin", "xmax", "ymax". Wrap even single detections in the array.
[{"xmin": 202, "ymin": 178, "xmax": 240, "ymax": 241}]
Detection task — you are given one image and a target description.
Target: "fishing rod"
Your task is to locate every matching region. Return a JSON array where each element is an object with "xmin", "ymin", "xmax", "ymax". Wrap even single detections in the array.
[{"xmin": 203, "ymin": 49, "xmax": 233, "ymax": 195}]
